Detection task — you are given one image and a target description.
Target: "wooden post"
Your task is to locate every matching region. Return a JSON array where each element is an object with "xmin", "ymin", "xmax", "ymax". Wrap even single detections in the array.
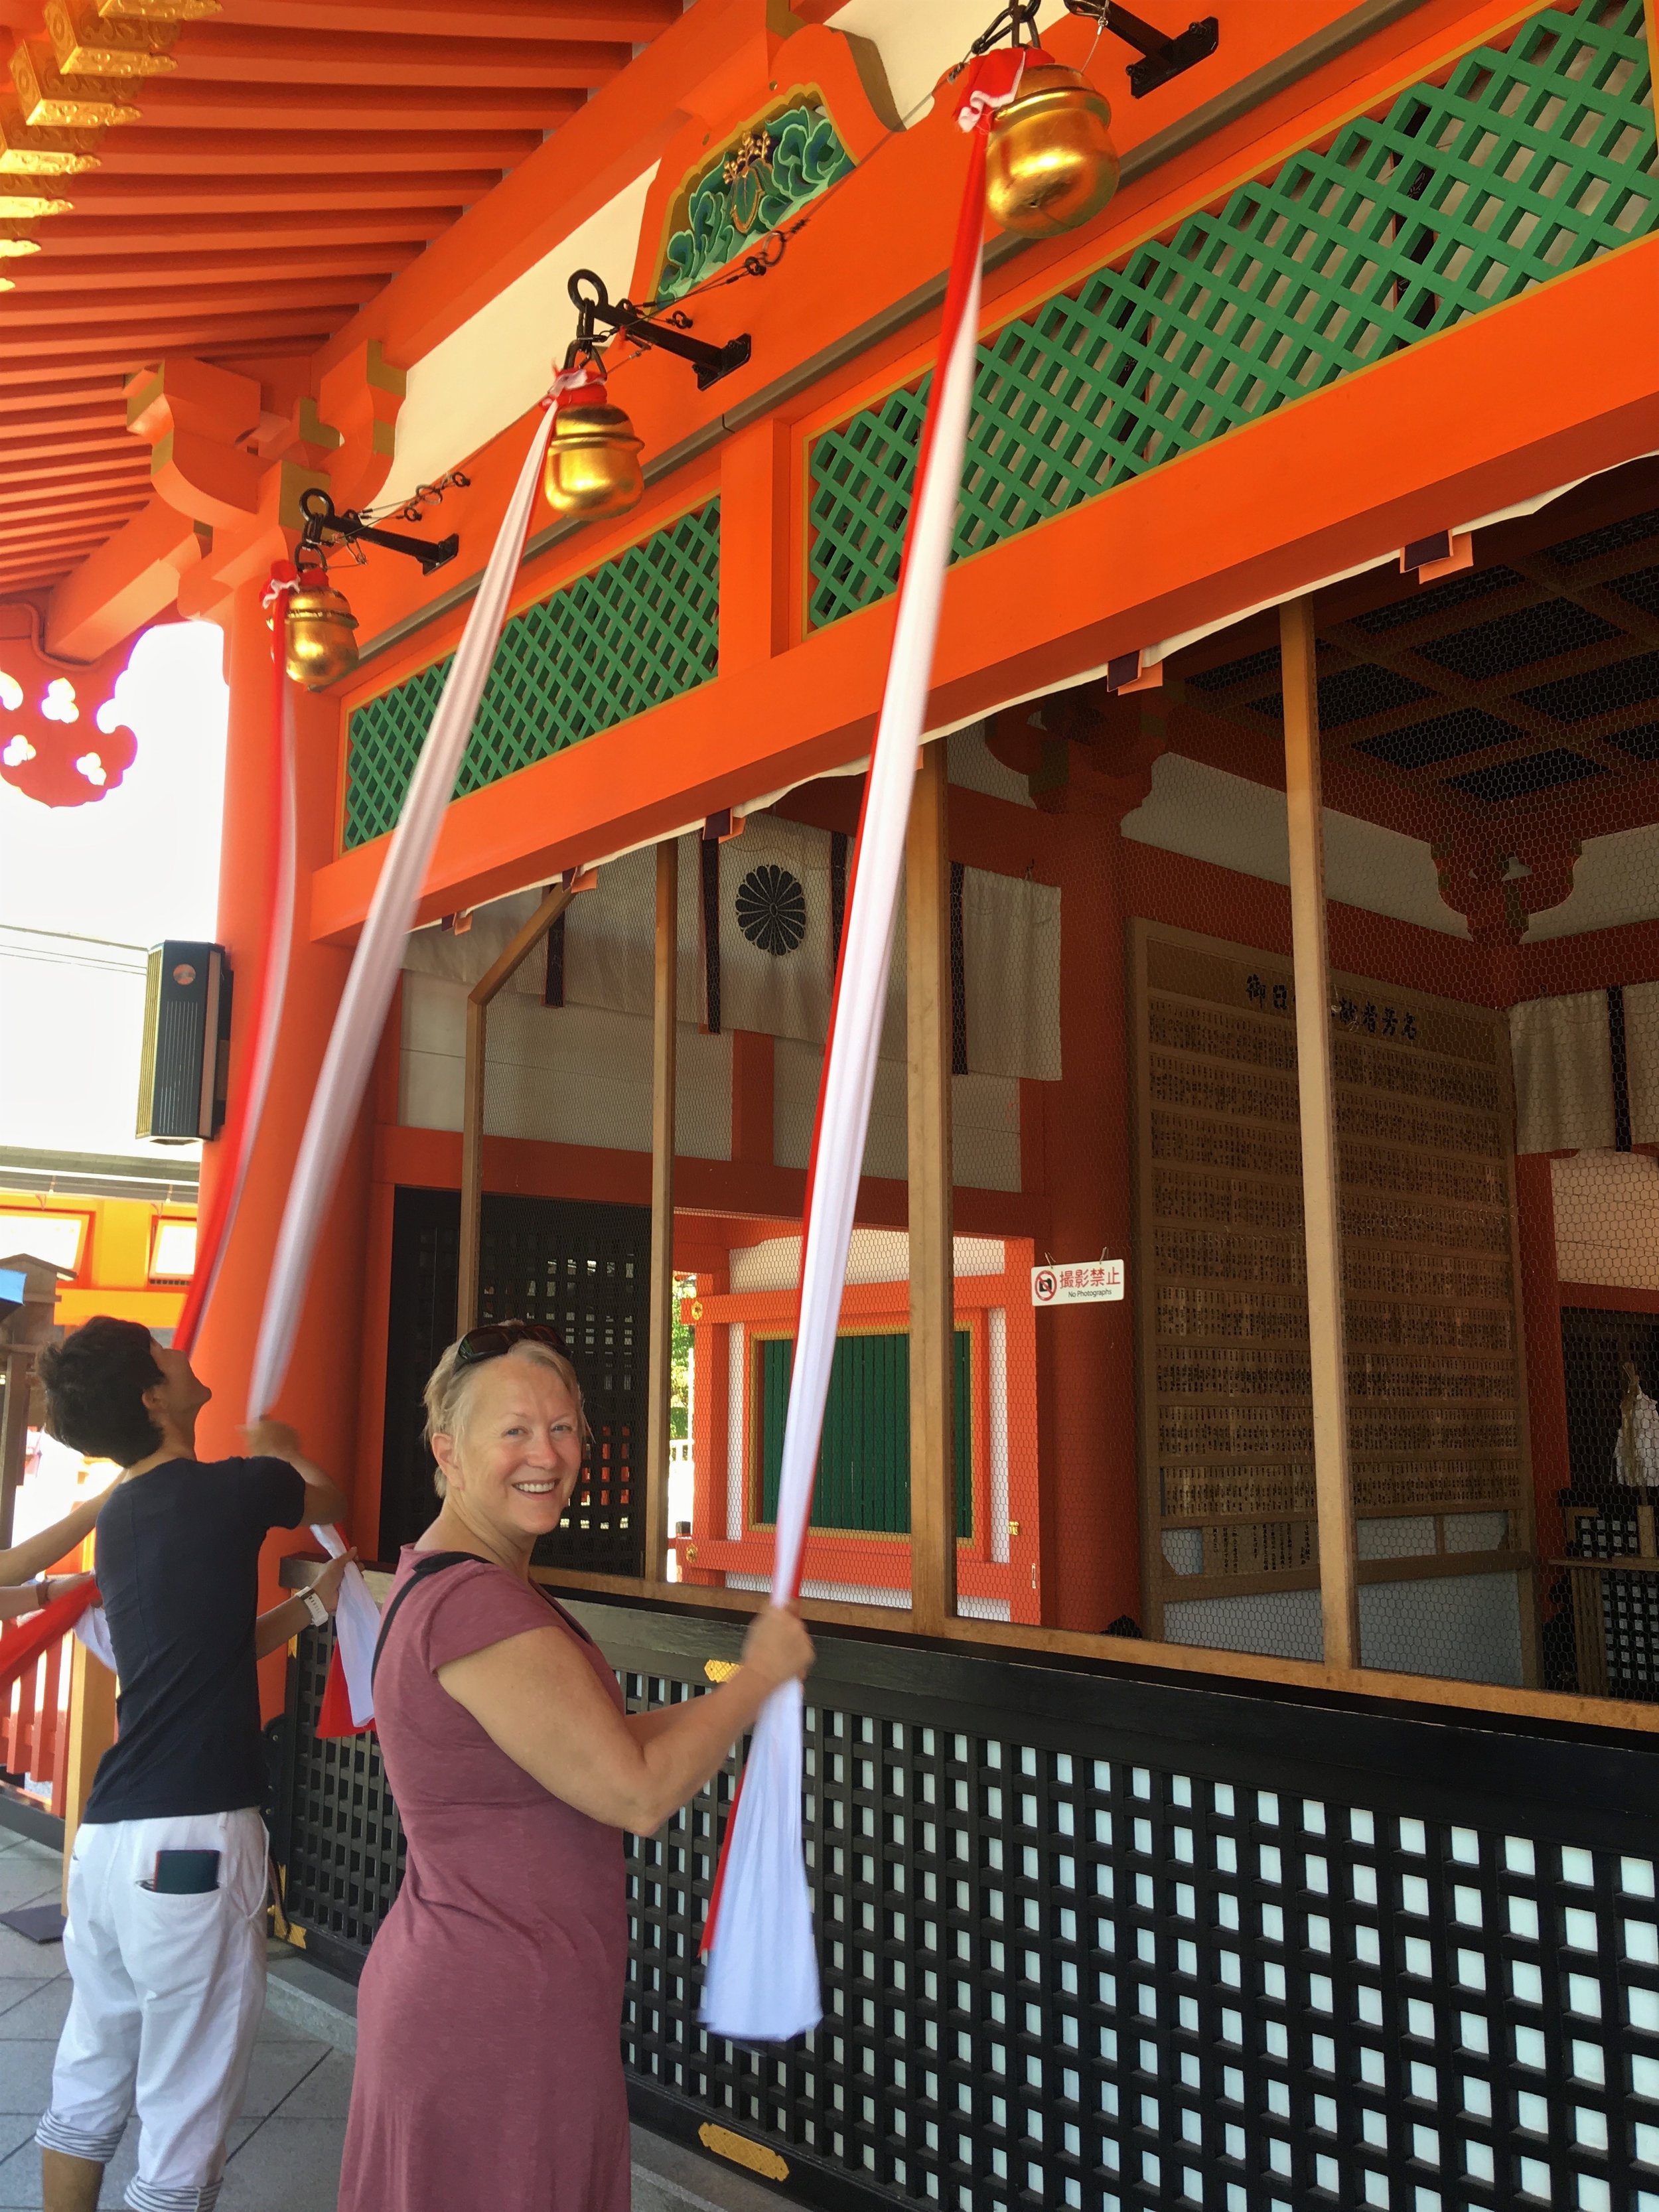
[
  {"xmin": 1281, "ymin": 596, "xmax": 1360, "ymax": 1672},
  {"xmin": 644, "ymin": 840, "xmax": 678, "ymax": 1584},
  {"xmin": 0, "ymin": 1349, "xmax": 29, "ymax": 1549},
  {"xmin": 455, "ymin": 879, "xmax": 581, "ymax": 1339},
  {"xmin": 60, "ymin": 1637, "xmax": 116, "ymax": 1913},
  {"xmin": 457, "ymin": 996, "xmax": 488, "ymax": 1335},
  {"xmin": 906, "ymin": 741, "xmax": 956, "ymax": 1631}
]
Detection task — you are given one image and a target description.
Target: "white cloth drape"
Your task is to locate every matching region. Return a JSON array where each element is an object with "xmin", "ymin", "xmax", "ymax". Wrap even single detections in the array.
[{"xmin": 1510, "ymin": 990, "xmax": 1615, "ymax": 1153}]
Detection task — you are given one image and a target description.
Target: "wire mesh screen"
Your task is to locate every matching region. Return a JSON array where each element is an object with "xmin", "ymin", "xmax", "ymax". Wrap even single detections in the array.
[{"xmin": 1145, "ymin": 450, "xmax": 1659, "ymax": 1701}]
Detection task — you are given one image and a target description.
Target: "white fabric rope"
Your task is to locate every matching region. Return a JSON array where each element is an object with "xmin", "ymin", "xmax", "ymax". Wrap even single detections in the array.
[
  {"xmin": 699, "ymin": 167, "xmax": 988, "ymax": 2048},
  {"xmin": 248, "ymin": 407, "xmax": 555, "ymax": 1422}
]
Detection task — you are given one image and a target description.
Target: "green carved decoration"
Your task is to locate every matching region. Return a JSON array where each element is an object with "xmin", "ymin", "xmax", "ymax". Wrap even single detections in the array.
[{"xmin": 657, "ymin": 101, "xmax": 853, "ymax": 304}]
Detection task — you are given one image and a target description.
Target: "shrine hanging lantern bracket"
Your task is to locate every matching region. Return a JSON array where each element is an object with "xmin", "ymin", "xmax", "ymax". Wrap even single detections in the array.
[
  {"xmin": 977, "ymin": 0, "xmax": 1218, "ymax": 98},
  {"xmin": 565, "ymin": 268, "xmax": 751, "ymax": 392}
]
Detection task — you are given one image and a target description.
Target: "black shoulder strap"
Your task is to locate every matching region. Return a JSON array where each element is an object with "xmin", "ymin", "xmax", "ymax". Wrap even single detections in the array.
[{"xmin": 370, "ymin": 1552, "xmax": 489, "ymax": 1690}]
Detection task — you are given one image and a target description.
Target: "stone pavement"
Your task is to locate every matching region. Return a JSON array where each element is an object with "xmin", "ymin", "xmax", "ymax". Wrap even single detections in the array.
[{"xmin": 0, "ymin": 1823, "xmax": 774, "ymax": 2212}]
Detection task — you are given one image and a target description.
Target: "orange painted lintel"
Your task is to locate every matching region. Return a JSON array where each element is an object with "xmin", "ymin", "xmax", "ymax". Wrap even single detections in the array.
[{"xmin": 313, "ymin": 239, "xmax": 1659, "ymax": 943}]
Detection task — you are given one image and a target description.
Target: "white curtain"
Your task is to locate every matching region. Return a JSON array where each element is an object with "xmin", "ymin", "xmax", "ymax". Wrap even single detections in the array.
[{"xmin": 1510, "ymin": 990, "xmax": 1614, "ymax": 1153}]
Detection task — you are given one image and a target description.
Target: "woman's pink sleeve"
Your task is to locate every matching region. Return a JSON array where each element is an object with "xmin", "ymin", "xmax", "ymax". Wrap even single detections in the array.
[{"xmin": 416, "ymin": 1563, "xmax": 564, "ymax": 1672}]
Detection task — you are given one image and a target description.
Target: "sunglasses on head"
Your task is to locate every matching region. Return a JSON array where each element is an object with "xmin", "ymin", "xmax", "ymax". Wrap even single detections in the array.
[{"xmin": 454, "ymin": 1319, "xmax": 571, "ymax": 1370}]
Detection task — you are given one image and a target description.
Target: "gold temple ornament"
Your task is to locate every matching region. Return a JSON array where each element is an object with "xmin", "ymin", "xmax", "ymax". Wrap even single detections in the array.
[{"xmin": 985, "ymin": 64, "xmax": 1119, "ymax": 238}]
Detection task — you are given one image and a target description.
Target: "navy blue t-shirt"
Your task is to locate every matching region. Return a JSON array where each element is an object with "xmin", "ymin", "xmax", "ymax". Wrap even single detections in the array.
[{"xmin": 84, "ymin": 1455, "xmax": 306, "ymax": 1824}]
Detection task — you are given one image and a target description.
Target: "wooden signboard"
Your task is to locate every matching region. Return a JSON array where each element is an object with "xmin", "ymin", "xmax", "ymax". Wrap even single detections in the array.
[{"xmin": 1128, "ymin": 919, "xmax": 1536, "ymax": 1672}]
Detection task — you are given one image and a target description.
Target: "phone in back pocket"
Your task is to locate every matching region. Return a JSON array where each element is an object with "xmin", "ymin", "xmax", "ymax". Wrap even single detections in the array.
[{"xmin": 144, "ymin": 1848, "xmax": 220, "ymax": 1895}]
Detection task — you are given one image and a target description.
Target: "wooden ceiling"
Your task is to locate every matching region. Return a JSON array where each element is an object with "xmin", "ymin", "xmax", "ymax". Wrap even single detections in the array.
[{"xmin": 0, "ymin": 0, "xmax": 679, "ymax": 597}]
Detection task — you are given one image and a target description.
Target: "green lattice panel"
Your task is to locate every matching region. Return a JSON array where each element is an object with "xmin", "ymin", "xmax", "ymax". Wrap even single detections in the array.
[
  {"xmin": 809, "ymin": 0, "xmax": 1659, "ymax": 630},
  {"xmin": 343, "ymin": 500, "xmax": 721, "ymax": 849}
]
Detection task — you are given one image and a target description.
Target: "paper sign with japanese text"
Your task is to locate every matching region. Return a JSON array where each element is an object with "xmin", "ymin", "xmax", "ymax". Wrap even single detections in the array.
[{"xmin": 1032, "ymin": 1260, "xmax": 1123, "ymax": 1307}]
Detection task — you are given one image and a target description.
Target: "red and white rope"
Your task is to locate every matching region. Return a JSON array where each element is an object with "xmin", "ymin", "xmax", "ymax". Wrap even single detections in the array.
[{"xmin": 699, "ymin": 50, "xmax": 1032, "ymax": 2043}]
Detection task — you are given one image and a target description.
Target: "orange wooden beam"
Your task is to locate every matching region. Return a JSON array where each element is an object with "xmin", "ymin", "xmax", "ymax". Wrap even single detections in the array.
[
  {"xmin": 22, "ymin": 210, "xmax": 472, "ymax": 254},
  {"xmin": 226, "ymin": 1, "xmax": 680, "ymax": 37},
  {"xmin": 171, "ymin": 23, "xmax": 632, "ymax": 87},
  {"xmin": 46, "ymin": 492, "xmax": 209, "ymax": 661},
  {"xmin": 8, "ymin": 246, "xmax": 420, "ymax": 292},
  {"xmin": 91, "ymin": 130, "xmax": 541, "ymax": 177}
]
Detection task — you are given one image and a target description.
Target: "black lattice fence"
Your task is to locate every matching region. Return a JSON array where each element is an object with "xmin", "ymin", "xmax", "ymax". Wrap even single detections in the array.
[
  {"xmin": 279, "ymin": 1595, "xmax": 1659, "ymax": 2212},
  {"xmin": 378, "ymin": 1186, "xmax": 649, "ymax": 1575}
]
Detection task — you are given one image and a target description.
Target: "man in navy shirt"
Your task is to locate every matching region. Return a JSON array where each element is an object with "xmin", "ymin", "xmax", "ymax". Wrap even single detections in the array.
[{"xmin": 33, "ymin": 1317, "xmax": 354, "ymax": 2212}]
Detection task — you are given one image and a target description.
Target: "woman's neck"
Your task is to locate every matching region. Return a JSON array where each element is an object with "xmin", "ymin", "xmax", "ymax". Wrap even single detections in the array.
[{"xmin": 424, "ymin": 1502, "xmax": 534, "ymax": 1580}]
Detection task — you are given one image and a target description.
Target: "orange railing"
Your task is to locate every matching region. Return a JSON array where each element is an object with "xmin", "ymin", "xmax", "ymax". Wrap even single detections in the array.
[{"xmin": 0, "ymin": 1623, "xmax": 69, "ymax": 1815}]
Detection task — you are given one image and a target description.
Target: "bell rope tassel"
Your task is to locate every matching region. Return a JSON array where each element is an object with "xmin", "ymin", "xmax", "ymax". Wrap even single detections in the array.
[
  {"xmin": 248, "ymin": 407, "xmax": 555, "ymax": 1427},
  {"xmin": 0, "ymin": 1581, "xmax": 101, "ymax": 1699},
  {"xmin": 311, "ymin": 1520, "xmax": 380, "ymax": 1735},
  {"xmin": 697, "ymin": 49, "xmax": 1027, "ymax": 2046}
]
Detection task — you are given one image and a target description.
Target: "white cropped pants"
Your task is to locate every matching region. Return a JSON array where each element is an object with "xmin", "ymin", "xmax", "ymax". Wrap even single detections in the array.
[{"xmin": 35, "ymin": 1808, "xmax": 268, "ymax": 2212}]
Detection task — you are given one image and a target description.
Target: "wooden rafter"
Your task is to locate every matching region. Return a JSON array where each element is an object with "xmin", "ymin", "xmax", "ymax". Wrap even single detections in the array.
[{"xmin": 0, "ymin": 0, "xmax": 681, "ymax": 591}]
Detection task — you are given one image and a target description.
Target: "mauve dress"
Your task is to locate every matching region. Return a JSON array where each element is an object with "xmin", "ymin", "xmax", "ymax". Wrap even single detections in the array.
[{"xmin": 336, "ymin": 1550, "xmax": 629, "ymax": 2212}]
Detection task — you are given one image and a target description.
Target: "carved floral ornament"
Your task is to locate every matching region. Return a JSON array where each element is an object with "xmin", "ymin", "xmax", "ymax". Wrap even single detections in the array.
[
  {"xmin": 0, "ymin": 634, "xmax": 137, "ymax": 808},
  {"xmin": 656, "ymin": 98, "xmax": 855, "ymax": 305}
]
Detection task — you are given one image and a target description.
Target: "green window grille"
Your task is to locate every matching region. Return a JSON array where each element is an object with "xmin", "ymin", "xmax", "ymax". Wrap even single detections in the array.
[
  {"xmin": 757, "ymin": 1328, "xmax": 972, "ymax": 1536},
  {"xmin": 342, "ymin": 500, "xmax": 721, "ymax": 850},
  {"xmin": 808, "ymin": 0, "xmax": 1659, "ymax": 630}
]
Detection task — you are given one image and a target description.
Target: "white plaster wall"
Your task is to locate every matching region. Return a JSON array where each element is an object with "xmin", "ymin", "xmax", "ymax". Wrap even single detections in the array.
[
  {"xmin": 1522, "ymin": 821, "xmax": 1659, "ymax": 941},
  {"xmin": 772, "ymin": 1035, "xmax": 1021, "ymax": 1189},
  {"xmin": 377, "ymin": 167, "xmax": 659, "ymax": 508},
  {"xmin": 1120, "ymin": 754, "xmax": 1468, "ymax": 936},
  {"xmin": 1551, "ymin": 1149, "xmax": 1659, "ymax": 1291},
  {"xmin": 827, "ymin": 0, "xmax": 1070, "ymax": 123},
  {"xmin": 399, "ymin": 970, "xmax": 732, "ymax": 1159},
  {"xmin": 729, "ymin": 1229, "xmax": 1007, "ymax": 1293}
]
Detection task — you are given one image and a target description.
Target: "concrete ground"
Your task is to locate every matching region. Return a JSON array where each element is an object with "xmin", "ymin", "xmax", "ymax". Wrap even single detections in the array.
[{"xmin": 0, "ymin": 1823, "xmax": 774, "ymax": 2212}]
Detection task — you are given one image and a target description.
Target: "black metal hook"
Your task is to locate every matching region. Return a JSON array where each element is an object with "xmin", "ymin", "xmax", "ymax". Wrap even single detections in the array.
[
  {"xmin": 297, "ymin": 487, "xmax": 459, "ymax": 578},
  {"xmin": 971, "ymin": 0, "xmax": 1218, "ymax": 96},
  {"xmin": 564, "ymin": 267, "xmax": 751, "ymax": 393}
]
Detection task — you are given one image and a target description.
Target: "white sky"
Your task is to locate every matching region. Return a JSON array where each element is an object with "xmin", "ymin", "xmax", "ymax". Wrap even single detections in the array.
[
  {"xmin": 0, "ymin": 621, "xmax": 228, "ymax": 942},
  {"xmin": 0, "ymin": 622, "xmax": 228, "ymax": 1160}
]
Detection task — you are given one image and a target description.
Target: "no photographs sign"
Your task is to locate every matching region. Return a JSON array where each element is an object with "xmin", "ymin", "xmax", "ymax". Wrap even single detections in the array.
[{"xmin": 1032, "ymin": 1260, "xmax": 1124, "ymax": 1307}]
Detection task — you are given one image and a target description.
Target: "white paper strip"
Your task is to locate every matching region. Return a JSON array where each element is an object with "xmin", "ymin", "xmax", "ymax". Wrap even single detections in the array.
[{"xmin": 248, "ymin": 407, "xmax": 556, "ymax": 1420}]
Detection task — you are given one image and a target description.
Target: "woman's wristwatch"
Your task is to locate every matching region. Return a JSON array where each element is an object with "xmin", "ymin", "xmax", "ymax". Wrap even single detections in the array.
[{"xmin": 299, "ymin": 1587, "xmax": 330, "ymax": 1629}]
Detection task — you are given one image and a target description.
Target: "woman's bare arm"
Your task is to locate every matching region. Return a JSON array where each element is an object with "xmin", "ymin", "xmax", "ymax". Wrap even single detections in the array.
[
  {"xmin": 0, "ymin": 1492, "xmax": 108, "ymax": 1585},
  {"xmin": 439, "ymin": 1605, "xmax": 814, "ymax": 1834}
]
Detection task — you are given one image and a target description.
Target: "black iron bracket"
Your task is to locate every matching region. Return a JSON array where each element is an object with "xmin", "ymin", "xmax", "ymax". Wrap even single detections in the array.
[
  {"xmin": 566, "ymin": 269, "xmax": 751, "ymax": 392},
  {"xmin": 297, "ymin": 487, "xmax": 458, "ymax": 577},
  {"xmin": 1065, "ymin": 1, "xmax": 1218, "ymax": 97},
  {"xmin": 973, "ymin": 0, "xmax": 1217, "ymax": 97}
]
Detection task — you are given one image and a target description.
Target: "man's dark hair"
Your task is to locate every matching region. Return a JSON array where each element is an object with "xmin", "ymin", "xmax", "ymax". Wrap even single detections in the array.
[{"xmin": 38, "ymin": 1316, "xmax": 164, "ymax": 1467}]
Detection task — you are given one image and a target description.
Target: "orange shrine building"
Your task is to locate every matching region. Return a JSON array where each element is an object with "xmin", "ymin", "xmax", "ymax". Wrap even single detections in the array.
[{"xmin": 5, "ymin": 2, "xmax": 1659, "ymax": 2207}]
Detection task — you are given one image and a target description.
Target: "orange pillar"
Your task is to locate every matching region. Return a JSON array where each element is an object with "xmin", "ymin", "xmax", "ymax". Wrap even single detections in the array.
[
  {"xmin": 192, "ymin": 583, "xmax": 374, "ymax": 1716},
  {"xmin": 1037, "ymin": 806, "xmax": 1138, "ymax": 1632}
]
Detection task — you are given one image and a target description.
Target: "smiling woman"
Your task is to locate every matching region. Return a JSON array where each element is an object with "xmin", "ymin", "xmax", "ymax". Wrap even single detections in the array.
[{"xmin": 336, "ymin": 1328, "xmax": 814, "ymax": 2212}]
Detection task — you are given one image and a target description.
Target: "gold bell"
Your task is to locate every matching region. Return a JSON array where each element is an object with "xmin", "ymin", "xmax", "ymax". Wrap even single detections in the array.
[
  {"xmin": 283, "ymin": 579, "xmax": 360, "ymax": 690},
  {"xmin": 542, "ymin": 398, "xmax": 644, "ymax": 522},
  {"xmin": 986, "ymin": 65, "xmax": 1120, "ymax": 239}
]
